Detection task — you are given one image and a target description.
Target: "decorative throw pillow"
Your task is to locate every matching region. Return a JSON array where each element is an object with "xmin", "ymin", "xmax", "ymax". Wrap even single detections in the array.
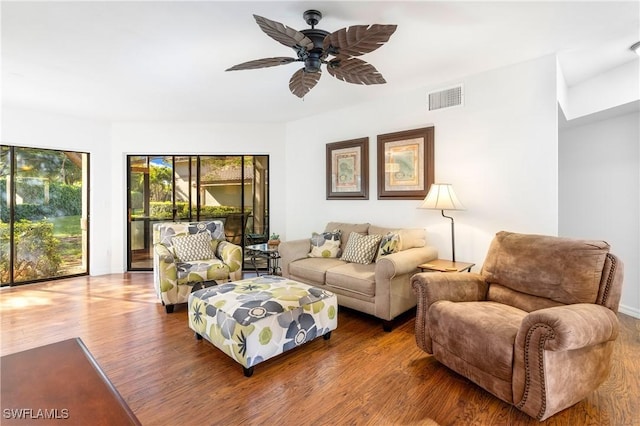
[
  {"xmin": 376, "ymin": 232, "xmax": 401, "ymax": 261},
  {"xmin": 171, "ymin": 232, "xmax": 217, "ymax": 262},
  {"xmin": 309, "ymin": 230, "xmax": 342, "ymax": 258},
  {"xmin": 341, "ymin": 233, "xmax": 382, "ymax": 264}
]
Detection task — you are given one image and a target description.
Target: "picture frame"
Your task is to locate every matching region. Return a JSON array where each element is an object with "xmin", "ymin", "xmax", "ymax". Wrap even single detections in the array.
[
  {"xmin": 377, "ymin": 126, "xmax": 434, "ymax": 200},
  {"xmin": 326, "ymin": 137, "xmax": 369, "ymax": 200}
]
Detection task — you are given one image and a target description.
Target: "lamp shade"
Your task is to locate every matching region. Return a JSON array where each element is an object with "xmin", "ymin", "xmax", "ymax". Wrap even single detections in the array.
[{"xmin": 418, "ymin": 183, "xmax": 465, "ymax": 210}]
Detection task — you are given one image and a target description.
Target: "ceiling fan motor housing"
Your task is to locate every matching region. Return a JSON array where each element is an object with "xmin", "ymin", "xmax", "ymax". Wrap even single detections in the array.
[{"xmin": 300, "ymin": 28, "xmax": 329, "ymax": 72}]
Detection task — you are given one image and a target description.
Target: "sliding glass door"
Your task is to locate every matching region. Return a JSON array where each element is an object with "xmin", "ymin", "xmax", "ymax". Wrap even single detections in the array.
[
  {"xmin": 1, "ymin": 145, "xmax": 89, "ymax": 286},
  {"xmin": 126, "ymin": 155, "xmax": 269, "ymax": 271}
]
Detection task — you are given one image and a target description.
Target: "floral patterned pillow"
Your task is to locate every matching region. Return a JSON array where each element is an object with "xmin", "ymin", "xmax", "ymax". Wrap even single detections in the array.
[
  {"xmin": 376, "ymin": 232, "xmax": 401, "ymax": 261},
  {"xmin": 308, "ymin": 230, "xmax": 342, "ymax": 258},
  {"xmin": 172, "ymin": 232, "xmax": 218, "ymax": 262}
]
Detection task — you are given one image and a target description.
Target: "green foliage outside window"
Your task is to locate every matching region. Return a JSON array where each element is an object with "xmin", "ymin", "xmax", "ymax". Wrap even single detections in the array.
[
  {"xmin": 0, "ymin": 178, "xmax": 81, "ymax": 221},
  {"xmin": 0, "ymin": 220, "xmax": 62, "ymax": 282},
  {"xmin": 131, "ymin": 201, "xmax": 245, "ymax": 219}
]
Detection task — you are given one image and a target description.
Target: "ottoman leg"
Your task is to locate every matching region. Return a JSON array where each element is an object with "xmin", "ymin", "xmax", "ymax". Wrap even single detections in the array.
[
  {"xmin": 323, "ymin": 331, "xmax": 332, "ymax": 340},
  {"xmin": 164, "ymin": 304, "xmax": 174, "ymax": 314},
  {"xmin": 195, "ymin": 332, "xmax": 203, "ymax": 340},
  {"xmin": 243, "ymin": 366, "xmax": 254, "ymax": 378}
]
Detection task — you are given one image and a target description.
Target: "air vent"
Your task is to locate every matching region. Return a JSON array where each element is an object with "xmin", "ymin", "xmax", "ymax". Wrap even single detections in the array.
[{"xmin": 428, "ymin": 84, "xmax": 464, "ymax": 111}]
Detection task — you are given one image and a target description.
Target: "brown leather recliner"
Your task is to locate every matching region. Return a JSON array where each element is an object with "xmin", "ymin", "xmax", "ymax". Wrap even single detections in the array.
[{"xmin": 411, "ymin": 231, "xmax": 624, "ymax": 421}]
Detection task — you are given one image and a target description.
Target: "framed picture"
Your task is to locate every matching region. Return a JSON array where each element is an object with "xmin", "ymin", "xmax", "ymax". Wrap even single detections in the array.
[
  {"xmin": 377, "ymin": 127, "xmax": 434, "ymax": 200},
  {"xmin": 326, "ymin": 137, "xmax": 369, "ymax": 200}
]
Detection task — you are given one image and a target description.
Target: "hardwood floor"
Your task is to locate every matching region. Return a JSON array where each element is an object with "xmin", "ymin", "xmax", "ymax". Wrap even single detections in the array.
[{"xmin": 1, "ymin": 273, "xmax": 638, "ymax": 425}]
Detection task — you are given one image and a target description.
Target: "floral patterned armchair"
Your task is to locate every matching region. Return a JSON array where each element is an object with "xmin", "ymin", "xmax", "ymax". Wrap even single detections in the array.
[{"xmin": 153, "ymin": 221, "xmax": 243, "ymax": 313}]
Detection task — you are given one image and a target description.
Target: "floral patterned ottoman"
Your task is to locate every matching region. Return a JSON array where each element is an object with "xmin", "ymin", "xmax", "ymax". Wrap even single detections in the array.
[{"xmin": 188, "ymin": 275, "xmax": 338, "ymax": 377}]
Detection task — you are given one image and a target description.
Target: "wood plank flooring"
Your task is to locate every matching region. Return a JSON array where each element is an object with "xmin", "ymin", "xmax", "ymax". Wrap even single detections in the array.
[{"xmin": 1, "ymin": 273, "xmax": 638, "ymax": 425}]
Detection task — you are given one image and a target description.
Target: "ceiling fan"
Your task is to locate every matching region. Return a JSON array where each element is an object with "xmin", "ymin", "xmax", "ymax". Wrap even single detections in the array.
[{"xmin": 226, "ymin": 10, "xmax": 397, "ymax": 98}]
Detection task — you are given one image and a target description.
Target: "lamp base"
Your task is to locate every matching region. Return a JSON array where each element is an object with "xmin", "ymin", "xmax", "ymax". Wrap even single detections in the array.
[{"xmin": 441, "ymin": 210, "xmax": 456, "ymax": 263}]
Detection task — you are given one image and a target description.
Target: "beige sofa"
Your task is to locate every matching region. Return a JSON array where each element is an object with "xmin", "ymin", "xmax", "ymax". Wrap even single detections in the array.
[{"xmin": 279, "ymin": 222, "xmax": 438, "ymax": 330}]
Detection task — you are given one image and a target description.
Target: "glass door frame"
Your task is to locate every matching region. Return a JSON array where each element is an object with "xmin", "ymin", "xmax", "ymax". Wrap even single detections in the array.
[
  {"xmin": 1, "ymin": 145, "xmax": 90, "ymax": 286},
  {"xmin": 126, "ymin": 154, "xmax": 270, "ymax": 271}
]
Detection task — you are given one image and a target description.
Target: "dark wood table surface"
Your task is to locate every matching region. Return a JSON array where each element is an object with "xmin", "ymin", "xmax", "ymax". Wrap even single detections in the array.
[{"xmin": 1, "ymin": 337, "xmax": 141, "ymax": 425}]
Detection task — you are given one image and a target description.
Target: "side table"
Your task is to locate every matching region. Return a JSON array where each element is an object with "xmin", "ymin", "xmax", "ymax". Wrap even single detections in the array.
[
  {"xmin": 246, "ymin": 243, "xmax": 281, "ymax": 275},
  {"xmin": 418, "ymin": 259, "xmax": 475, "ymax": 273}
]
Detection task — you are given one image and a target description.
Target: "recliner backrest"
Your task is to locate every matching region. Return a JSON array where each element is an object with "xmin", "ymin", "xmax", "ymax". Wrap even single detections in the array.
[{"xmin": 481, "ymin": 231, "xmax": 611, "ymax": 312}]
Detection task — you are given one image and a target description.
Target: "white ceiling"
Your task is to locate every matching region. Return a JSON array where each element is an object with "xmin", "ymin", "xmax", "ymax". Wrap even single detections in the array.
[{"xmin": 2, "ymin": 1, "xmax": 639, "ymax": 123}]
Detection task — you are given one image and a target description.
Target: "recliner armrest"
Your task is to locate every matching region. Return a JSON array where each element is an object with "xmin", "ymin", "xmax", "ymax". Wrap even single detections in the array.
[
  {"xmin": 516, "ymin": 303, "xmax": 619, "ymax": 351},
  {"xmin": 411, "ymin": 272, "xmax": 488, "ymax": 304},
  {"xmin": 411, "ymin": 272, "xmax": 488, "ymax": 354},
  {"xmin": 513, "ymin": 303, "xmax": 620, "ymax": 420}
]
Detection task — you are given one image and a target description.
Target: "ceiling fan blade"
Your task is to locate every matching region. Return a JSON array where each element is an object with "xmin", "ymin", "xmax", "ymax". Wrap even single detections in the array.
[
  {"xmin": 226, "ymin": 57, "xmax": 298, "ymax": 71},
  {"xmin": 289, "ymin": 68, "xmax": 321, "ymax": 98},
  {"xmin": 323, "ymin": 24, "xmax": 397, "ymax": 58},
  {"xmin": 253, "ymin": 15, "xmax": 314, "ymax": 52},
  {"xmin": 327, "ymin": 57, "xmax": 387, "ymax": 85}
]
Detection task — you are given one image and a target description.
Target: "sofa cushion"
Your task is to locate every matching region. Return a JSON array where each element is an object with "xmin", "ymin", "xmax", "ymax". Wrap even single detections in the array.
[
  {"xmin": 289, "ymin": 257, "xmax": 347, "ymax": 283},
  {"xmin": 430, "ymin": 300, "xmax": 526, "ymax": 382},
  {"xmin": 309, "ymin": 231, "xmax": 341, "ymax": 258},
  {"xmin": 341, "ymin": 233, "xmax": 382, "ymax": 264},
  {"xmin": 324, "ymin": 222, "xmax": 370, "ymax": 248},
  {"xmin": 482, "ymin": 231, "xmax": 610, "ymax": 305},
  {"xmin": 325, "ymin": 263, "xmax": 376, "ymax": 297},
  {"xmin": 172, "ymin": 232, "xmax": 218, "ymax": 262}
]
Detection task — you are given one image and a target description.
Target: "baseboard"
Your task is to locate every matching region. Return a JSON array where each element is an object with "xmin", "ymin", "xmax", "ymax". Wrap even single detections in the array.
[{"xmin": 618, "ymin": 304, "xmax": 640, "ymax": 319}]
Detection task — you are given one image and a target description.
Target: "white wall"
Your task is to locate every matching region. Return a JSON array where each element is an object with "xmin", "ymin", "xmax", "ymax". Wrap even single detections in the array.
[
  {"xmin": 284, "ymin": 55, "xmax": 559, "ymax": 268},
  {"xmin": 109, "ymin": 122, "xmax": 287, "ymax": 272},
  {"xmin": 1, "ymin": 106, "xmax": 113, "ymax": 275},
  {"xmin": 559, "ymin": 108, "xmax": 640, "ymax": 316},
  {"xmin": 563, "ymin": 60, "xmax": 640, "ymax": 121}
]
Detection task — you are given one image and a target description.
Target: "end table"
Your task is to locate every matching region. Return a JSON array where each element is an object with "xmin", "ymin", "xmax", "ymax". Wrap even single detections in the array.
[
  {"xmin": 418, "ymin": 259, "xmax": 475, "ymax": 273},
  {"xmin": 246, "ymin": 243, "xmax": 281, "ymax": 275}
]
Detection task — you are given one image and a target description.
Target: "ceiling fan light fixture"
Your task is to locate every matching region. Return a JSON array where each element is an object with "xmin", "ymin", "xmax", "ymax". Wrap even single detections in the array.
[
  {"xmin": 305, "ymin": 56, "xmax": 322, "ymax": 72},
  {"xmin": 631, "ymin": 41, "xmax": 640, "ymax": 55}
]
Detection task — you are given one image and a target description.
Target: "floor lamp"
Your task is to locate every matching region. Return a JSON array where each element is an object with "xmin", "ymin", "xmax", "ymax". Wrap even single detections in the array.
[{"xmin": 418, "ymin": 183, "xmax": 465, "ymax": 262}]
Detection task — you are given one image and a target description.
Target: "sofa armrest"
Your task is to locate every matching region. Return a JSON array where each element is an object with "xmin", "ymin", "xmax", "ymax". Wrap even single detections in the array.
[
  {"xmin": 411, "ymin": 272, "xmax": 488, "ymax": 353},
  {"xmin": 279, "ymin": 238, "xmax": 311, "ymax": 277},
  {"xmin": 516, "ymin": 303, "xmax": 619, "ymax": 352},
  {"xmin": 217, "ymin": 241, "xmax": 243, "ymax": 280},
  {"xmin": 375, "ymin": 246, "xmax": 438, "ymax": 279}
]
